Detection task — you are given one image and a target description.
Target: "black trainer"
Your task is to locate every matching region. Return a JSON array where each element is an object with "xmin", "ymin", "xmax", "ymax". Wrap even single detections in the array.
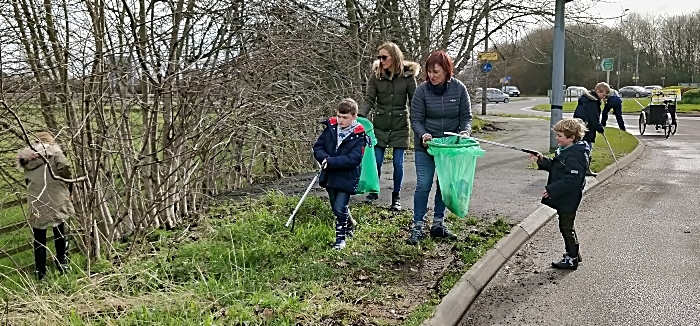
[
  {"xmin": 407, "ymin": 228, "xmax": 424, "ymax": 245},
  {"xmin": 390, "ymin": 192, "xmax": 402, "ymax": 211},
  {"xmin": 552, "ymin": 254, "xmax": 578, "ymax": 270},
  {"xmin": 430, "ymin": 225, "xmax": 457, "ymax": 241}
]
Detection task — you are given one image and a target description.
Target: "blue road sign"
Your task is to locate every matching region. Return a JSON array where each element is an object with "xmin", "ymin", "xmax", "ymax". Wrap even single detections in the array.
[
  {"xmin": 505, "ymin": 75, "xmax": 511, "ymax": 81},
  {"xmin": 482, "ymin": 62, "xmax": 493, "ymax": 73}
]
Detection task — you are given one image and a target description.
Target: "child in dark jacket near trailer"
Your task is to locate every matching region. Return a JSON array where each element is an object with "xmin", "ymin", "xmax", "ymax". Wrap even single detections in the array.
[
  {"xmin": 573, "ymin": 82, "xmax": 609, "ymax": 177},
  {"xmin": 313, "ymin": 98, "xmax": 368, "ymax": 250},
  {"xmin": 530, "ymin": 118, "xmax": 591, "ymax": 270}
]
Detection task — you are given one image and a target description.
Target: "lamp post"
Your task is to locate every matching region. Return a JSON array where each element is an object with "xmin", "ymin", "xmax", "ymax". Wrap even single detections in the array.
[
  {"xmin": 616, "ymin": 8, "xmax": 629, "ymax": 89},
  {"xmin": 550, "ymin": 0, "xmax": 571, "ymax": 151}
]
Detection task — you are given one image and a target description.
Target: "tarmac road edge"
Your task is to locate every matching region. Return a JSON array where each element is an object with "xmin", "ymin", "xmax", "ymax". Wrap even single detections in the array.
[{"xmin": 421, "ymin": 138, "xmax": 646, "ymax": 326}]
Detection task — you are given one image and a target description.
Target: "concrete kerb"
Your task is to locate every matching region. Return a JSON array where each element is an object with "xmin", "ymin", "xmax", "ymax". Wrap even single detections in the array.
[{"xmin": 421, "ymin": 138, "xmax": 647, "ymax": 326}]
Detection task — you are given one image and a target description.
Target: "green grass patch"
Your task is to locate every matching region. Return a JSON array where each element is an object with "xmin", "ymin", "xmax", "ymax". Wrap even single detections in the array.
[
  {"xmin": 533, "ymin": 98, "xmax": 700, "ymax": 114},
  {"xmin": 527, "ymin": 127, "xmax": 638, "ymax": 172},
  {"xmin": 0, "ymin": 192, "xmax": 512, "ymax": 326},
  {"xmin": 588, "ymin": 128, "xmax": 638, "ymax": 173},
  {"xmin": 495, "ymin": 113, "xmax": 550, "ymax": 121}
]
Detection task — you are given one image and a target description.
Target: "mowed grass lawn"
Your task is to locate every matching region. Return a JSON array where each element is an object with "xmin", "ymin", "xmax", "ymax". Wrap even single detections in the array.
[{"xmin": 533, "ymin": 99, "xmax": 700, "ymax": 114}]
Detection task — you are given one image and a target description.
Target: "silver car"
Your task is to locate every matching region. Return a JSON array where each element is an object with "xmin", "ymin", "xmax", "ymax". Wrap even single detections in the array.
[
  {"xmin": 619, "ymin": 86, "xmax": 650, "ymax": 98},
  {"xmin": 486, "ymin": 88, "xmax": 510, "ymax": 103}
]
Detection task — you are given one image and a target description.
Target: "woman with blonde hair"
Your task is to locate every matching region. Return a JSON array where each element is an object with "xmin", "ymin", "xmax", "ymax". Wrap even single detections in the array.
[
  {"xmin": 359, "ymin": 42, "xmax": 420, "ymax": 211},
  {"xmin": 17, "ymin": 132, "xmax": 73, "ymax": 280}
]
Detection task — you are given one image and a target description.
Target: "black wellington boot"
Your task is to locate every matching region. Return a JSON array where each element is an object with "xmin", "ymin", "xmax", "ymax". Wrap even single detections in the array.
[{"xmin": 33, "ymin": 228, "xmax": 47, "ymax": 281}]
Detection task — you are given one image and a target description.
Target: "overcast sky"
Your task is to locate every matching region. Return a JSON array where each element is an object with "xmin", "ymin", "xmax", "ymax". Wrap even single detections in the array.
[{"xmin": 587, "ymin": 0, "xmax": 700, "ymax": 21}]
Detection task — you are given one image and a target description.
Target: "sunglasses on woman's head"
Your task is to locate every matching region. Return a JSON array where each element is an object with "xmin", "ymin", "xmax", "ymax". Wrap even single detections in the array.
[{"xmin": 377, "ymin": 55, "xmax": 390, "ymax": 61}]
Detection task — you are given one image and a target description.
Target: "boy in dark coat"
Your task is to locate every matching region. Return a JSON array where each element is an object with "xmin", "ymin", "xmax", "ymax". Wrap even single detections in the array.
[
  {"xmin": 573, "ymin": 82, "xmax": 609, "ymax": 177},
  {"xmin": 602, "ymin": 89, "xmax": 626, "ymax": 131},
  {"xmin": 530, "ymin": 118, "xmax": 590, "ymax": 270},
  {"xmin": 313, "ymin": 98, "xmax": 368, "ymax": 250}
]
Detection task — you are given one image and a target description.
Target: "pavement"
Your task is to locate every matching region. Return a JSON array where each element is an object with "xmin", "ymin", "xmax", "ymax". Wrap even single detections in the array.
[{"xmin": 458, "ymin": 101, "xmax": 700, "ymax": 325}]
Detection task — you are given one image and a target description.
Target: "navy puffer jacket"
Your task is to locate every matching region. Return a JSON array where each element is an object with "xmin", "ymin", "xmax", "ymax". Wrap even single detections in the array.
[
  {"xmin": 573, "ymin": 91, "xmax": 604, "ymax": 143},
  {"xmin": 313, "ymin": 117, "xmax": 368, "ymax": 194},
  {"xmin": 410, "ymin": 77, "xmax": 472, "ymax": 151}
]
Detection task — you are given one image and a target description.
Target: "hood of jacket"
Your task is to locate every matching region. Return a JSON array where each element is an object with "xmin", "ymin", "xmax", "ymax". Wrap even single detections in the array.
[
  {"xmin": 557, "ymin": 141, "xmax": 590, "ymax": 160},
  {"xmin": 17, "ymin": 142, "xmax": 63, "ymax": 170},
  {"xmin": 371, "ymin": 60, "xmax": 420, "ymax": 79},
  {"xmin": 581, "ymin": 91, "xmax": 601, "ymax": 103}
]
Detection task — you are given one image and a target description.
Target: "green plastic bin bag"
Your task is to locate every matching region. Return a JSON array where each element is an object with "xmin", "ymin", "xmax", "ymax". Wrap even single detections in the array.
[
  {"xmin": 427, "ymin": 136, "xmax": 485, "ymax": 218},
  {"xmin": 356, "ymin": 117, "xmax": 380, "ymax": 195}
]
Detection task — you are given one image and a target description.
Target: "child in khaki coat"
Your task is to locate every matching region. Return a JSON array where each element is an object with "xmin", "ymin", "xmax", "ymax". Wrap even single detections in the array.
[{"xmin": 17, "ymin": 132, "xmax": 73, "ymax": 280}]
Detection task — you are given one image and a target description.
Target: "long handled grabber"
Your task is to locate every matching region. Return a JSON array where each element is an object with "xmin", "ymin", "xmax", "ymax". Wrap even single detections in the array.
[
  {"xmin": 602, "ymin": 133, "xmax": 621, "ymax": 173},
  {"xmin": 284, "ymin": 160, "xmax": 359, "ymax": 232},
  {"xmin": 285, "ymin": 168, "xmax": 321, "ymax": 231},
  {"xmin": 444, "ymin": 132, "xmax": 541, "ymax": 156}
]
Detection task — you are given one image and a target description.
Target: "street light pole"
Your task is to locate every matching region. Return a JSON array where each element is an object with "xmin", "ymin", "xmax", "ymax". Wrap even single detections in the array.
[
  {"xmin": 481, "ymin": 0, "xmax": 489, "ymax": 115},
  {"xmin": 550, "ymin": 0, "xmax": 566, "ymax": 151},
  {"xmin": 616, "ymin": 9, "xmax": 629, "ymax": 89},
  {"xmin": 635, "ymin": 50, "xmax": 639, "ymax": 85}
]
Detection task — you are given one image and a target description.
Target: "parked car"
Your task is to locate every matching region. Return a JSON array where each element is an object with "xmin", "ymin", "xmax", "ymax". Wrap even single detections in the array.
[
  {"xmin": 484, "ymin": 88, "xmax": 510, "ymax": 103},
  {"xmin": 502, "ymin": 86, "xmax": 520, "ymax": 97},
  {"xmin": 644, "ymin": 85, "xmax": 663, "ymax": 95},
  {"xmin": 566, "ymin": 86, "xmax": 588, "ymax": 97},
  {"xmin": 619, "ymin": 86, "xmax": 650, "ymax": 98}
]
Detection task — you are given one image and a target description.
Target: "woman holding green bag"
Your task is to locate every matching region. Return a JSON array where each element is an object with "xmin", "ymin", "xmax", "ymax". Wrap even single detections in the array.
[
  {"xmin": 408, "ymin": 50, "xmax": 472, "ymax": 245},
  {"xmin": 359, "ymin": 42, "xmax": 420, "ymax": 211}
]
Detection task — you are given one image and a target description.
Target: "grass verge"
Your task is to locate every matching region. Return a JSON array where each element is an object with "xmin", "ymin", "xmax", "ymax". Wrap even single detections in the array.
[
  {"xmin": 494, "ymin": 113, "xmax": 550, "ymax": 121},
  {"xmin": 532, "ymin": 98, "xmax": 700, "ymax": 114},
  {"xmin": 0, "ymin": 192, "xmax": 511, "ymax": 326},
  {"xmin": 527, "ymin": 127, "xmax": 638, "ymax": 172}
]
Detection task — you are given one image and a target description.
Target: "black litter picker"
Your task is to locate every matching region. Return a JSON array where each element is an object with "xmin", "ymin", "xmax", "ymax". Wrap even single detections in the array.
[{"xmin": 637, "ymin": 90, "xmax": 678, "ymax": 138}]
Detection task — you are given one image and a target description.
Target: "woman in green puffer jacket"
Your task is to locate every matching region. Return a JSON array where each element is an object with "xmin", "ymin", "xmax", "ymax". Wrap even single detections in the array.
[{"xmin": 359, "ymin": 42, "xmax": 420, "ymax": 211}]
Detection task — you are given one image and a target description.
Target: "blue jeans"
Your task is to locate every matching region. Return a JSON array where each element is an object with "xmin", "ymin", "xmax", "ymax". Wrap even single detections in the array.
[
  {"xmin": 413, "ymin": 150, "xmax": 446, "ymax": 228},
  {"xmin": 327, "ymin": 189, "xmax": 350, "ymax": 239},
  {"xmin": 601, "ymin": 106, "xmax": 625, "ymax": 131},
  {"xmin": 374, "ymin": 146, "xmax": 405, "ymax": 193}
]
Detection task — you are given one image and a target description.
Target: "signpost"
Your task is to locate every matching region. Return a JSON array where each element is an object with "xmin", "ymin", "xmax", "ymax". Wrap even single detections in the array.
[
  {"xmin": 481, "ymin": 62, "xmax": 493, "ymax": 73},
  {"xmin": 478, "ymin": 52, "xmax": 499, "ymax": 61},
  {"xmin": 601, "ymin": 58, "xmax": 614, "ymax": 84}
]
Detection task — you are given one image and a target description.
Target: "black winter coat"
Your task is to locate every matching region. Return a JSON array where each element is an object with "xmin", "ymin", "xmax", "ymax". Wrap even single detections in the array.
[
  {"xmin": 537, "ymin": 141, "xmax": 590, "ymax": 214},
  {"xmin": 313, "ymin": 118, "xmax": 368, "ymax": 194},
  {"xmin": 573, "ymin": 91, "xmax": 604, "ymax": 143}
]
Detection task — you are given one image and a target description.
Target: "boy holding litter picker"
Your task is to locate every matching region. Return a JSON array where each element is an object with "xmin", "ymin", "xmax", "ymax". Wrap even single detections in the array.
[
  {"xmin": 530, "ymin": 118, "xmax": 590, "ymax": 270},
  {"xmin": 313, "ymin": 98, "xmax": 368, "ymax": 250}
]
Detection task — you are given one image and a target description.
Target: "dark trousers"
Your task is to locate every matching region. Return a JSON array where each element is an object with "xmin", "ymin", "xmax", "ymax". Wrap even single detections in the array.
[
  {"xmin": 557, "ymin": 211, "xmax": 579, "ymax": 255},
  {"xmin": 374, "ymin": 146, "xmax": 405, "ymax": 193},
  {"xmin": 602, "ymin": 105, "xmax": 626, "ymax": 131},
  {"xmin": 33, "ymin": 222, "xmax": 68, "ymax": 279},
  {"xmin": 327, "ymin": 189, "xmax": 350, "ymax": 241}
]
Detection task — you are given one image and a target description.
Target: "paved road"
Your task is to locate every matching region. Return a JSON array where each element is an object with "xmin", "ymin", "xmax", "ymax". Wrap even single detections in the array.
[{"xmin": 461, "ymin": 104, "xmax": 700, "ymax": 324}]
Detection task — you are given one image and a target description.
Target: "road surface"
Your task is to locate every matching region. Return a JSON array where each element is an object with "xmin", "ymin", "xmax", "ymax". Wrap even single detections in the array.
[{"xmin": 460, "ymin": 103, "xmax": 700, "ymax": 325}]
